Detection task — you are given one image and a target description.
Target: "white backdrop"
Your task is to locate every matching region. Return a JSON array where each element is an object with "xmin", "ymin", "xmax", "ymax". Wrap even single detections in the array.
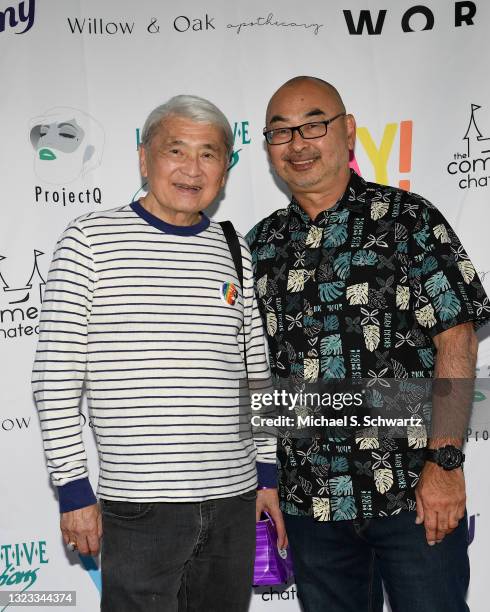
[{"xmin": 1, "ymin": 0, "xmax": 489, "ymax": 610}]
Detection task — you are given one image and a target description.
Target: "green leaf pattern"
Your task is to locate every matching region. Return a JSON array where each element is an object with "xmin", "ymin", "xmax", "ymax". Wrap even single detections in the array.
[{"xmin": 247, "ymin": 173, "xmax": 489, "ymax": 522}]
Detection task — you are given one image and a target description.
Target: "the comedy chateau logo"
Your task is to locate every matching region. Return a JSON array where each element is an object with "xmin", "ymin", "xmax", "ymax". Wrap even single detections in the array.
[
  {"xmin": 0, "ymin": 540, "xmax": 48, "ymax": 611},
  {"xmin": 447, "ymin": 104, "xmax": 490, "ymax": 190},
  {"xmin": 29, "ymin": 107, "xmax": 105, "ymax": 206},
  {"xmin": 0, "ymin": 0, "xmax": 35, "ymax": 35},
  {"xmin": 0, "ymin": 249, "xmax": 45, "ymax": 340}
]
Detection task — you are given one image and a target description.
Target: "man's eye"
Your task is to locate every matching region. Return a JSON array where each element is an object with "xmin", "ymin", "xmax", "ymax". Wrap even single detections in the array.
[
  {"xmin": 275, "ymin": 128, "xmax": 290, "ymax": 136},
  {"xmin": 202, "ymin": 152, "xmax": 216, "ymax": 159},
  {"xmin": 302, "ymin": 122, "xmax": 325, "ymax": 134}
]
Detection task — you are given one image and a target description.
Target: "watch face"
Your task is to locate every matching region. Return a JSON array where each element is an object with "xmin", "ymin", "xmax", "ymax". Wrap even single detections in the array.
[{"xmin": 439, "ymin": 446, "xmax": 462, "ymax": 470}]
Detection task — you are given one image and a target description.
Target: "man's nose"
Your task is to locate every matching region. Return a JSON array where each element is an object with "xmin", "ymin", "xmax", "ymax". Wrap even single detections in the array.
[
  {"xmin": 289, "ymin": 128, "xmax": 307, "ymax": 151},
  {"xmin": 180, "ymin": 155, "xmax": 202, "ymax": 177}
]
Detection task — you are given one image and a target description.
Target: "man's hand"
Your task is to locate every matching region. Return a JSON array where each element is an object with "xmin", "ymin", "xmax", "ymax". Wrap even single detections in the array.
[
  {"xmin": 415, "ymin": 462, "xmax": 466, "ymax": 546},
  {"xmin": 256, "ymin": 488, "xmax": 288, "ymax": 549},
  {"xmin": 60, "ymin": 503, "xmax": 102, "ymax": 556}
]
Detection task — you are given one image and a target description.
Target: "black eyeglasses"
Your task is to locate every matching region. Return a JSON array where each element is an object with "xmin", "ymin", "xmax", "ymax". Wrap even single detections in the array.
[{"xmin": 263, "ymin": 113, "xmax": 346, "ymax": 145}]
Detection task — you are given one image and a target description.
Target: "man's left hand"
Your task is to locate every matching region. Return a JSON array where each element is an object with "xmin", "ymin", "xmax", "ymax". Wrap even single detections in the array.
[
  {"xmin": 415, "ymin": 461, "xmax": 466, "ymax": 546},
  {"xmin": 256, "ymin": 488, "xmax": 288, "ymax": 549}
]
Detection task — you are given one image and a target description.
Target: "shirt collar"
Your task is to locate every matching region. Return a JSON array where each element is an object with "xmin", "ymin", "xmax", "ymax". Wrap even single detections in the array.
[
  {"xmin": 288, "ymin": 170, "xmax": 368, "ymax": 225},
  {"xmin": 130, "ymin": 201, "xmax": 210, "ymax": 236}
]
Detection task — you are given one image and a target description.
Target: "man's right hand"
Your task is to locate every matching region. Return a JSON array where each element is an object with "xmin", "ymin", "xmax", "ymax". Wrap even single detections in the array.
[{"xmin": 60, "ymin": 503, "xmax": 102, "ymax": 556}]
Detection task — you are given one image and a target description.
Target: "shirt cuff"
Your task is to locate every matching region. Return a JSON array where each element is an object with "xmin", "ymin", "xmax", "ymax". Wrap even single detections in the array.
[
  {"xmin": 58, "ymin": 478, "xmax": 97, "ymax": 513},
  {"xmin": 257, "ymin": 462, "xmax": 277, "ymax": 488}
]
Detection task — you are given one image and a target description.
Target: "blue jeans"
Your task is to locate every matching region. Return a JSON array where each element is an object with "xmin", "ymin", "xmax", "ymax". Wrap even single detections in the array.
[
  {"xmin": 285, "ymin": 510, "xmax": 470, "ymax": 612},
  {"xmin": 100, "ymin": 491, "xmax": 257, "ymax": 612}
]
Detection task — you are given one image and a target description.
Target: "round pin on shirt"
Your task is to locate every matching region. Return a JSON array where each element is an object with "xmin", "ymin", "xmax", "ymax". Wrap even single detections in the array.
[{"xmin": 220, "ymin": 281, "xmax": 238, "ymax": 306}]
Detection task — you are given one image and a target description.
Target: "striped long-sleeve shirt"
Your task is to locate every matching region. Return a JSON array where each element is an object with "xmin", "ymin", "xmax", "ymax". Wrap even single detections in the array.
[{"xmin": 32, "ymin": 202, "xmax": 276, "ymax": 512}]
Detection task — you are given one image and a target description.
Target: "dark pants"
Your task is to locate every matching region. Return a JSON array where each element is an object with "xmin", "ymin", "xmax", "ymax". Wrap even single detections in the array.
[
  {"xmin": 285, "ymin": 510, "xmax": 470, "ymax": 612},
  {"xmin": 100, "ymin": 491, "xmax": 257, "ymax": 612}
]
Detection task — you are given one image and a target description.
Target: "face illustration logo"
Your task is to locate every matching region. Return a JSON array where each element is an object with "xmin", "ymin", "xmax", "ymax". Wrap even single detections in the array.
[
  {"xmin": 0, "ymin": 540, "xmax": 48, "ymax": 611},
  {"xmin": 220, "ymin": 281, "xmax": 238, "ymax": 305},
  {"xmin": 447, "ymin": 104, "xmax": 490, "ymax": 190},
  {"xmin": 356, "ymin": 120, "xmax": 413, "ymax": 191},
  {"xmin": 0, "ymin": 249, "xmax": 45, "ymax": 340},
  {"xmin": 29, "ymin": 107, "xmax": 105, "ymax": 185}
]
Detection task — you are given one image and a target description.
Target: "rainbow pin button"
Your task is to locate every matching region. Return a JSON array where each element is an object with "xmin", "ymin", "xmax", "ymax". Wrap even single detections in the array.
[{"xmin": 220, "ymin": 281, "xmax": 238, "ymax": 306}]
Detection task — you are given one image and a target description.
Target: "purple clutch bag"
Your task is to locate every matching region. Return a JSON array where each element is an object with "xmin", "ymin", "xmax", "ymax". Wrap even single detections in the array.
[{"xmin": 253, "ymin": 513, "xmax": 294, "ymax": 586}]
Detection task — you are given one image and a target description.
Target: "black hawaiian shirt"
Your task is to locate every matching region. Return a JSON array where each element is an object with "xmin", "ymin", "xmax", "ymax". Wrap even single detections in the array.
[{"xmin": 246, "ymin": 170, "xmax": 489, "ymax": 521}]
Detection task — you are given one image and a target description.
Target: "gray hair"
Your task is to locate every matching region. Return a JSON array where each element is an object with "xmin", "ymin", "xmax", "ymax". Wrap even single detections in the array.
[{"xmin": 141, "ymin": 95, "xmax": 234, "ymax": 158}]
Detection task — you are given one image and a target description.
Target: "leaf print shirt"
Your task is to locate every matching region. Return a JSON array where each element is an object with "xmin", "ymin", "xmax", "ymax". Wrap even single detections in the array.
[{"xmin": 246, "ymin": 170, "xmax": 489, "ymax": 521}]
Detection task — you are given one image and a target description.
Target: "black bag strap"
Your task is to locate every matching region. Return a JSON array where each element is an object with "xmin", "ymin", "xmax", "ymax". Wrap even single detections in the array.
[
  {"xmin": 219, "ymin": 220, "xmax": 243, "ymax": 289},
  {"xmin": 219, "ymin": 220, "xmax": 247, "ymax": 375}
]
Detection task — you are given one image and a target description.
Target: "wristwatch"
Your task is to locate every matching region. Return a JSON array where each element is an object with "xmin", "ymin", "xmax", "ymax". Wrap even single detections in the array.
[{"xmin": 425, "ymin": 445, "xmax": 465, "ymax": 470}]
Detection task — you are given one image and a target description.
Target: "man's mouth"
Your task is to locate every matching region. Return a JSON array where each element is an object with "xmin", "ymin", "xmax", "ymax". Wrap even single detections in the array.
[
  {"xmin": 287, "ymin": 158, "xmax": 317, "ymax": 171},
  {"xmin": 174, "ymin": 183, "xmax": 202, "ymax": 193}
]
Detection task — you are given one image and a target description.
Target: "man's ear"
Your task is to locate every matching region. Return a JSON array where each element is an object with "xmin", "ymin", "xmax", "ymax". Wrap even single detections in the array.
[
  {"xmin": 346, "ymin": 114, "xmax": 357, "ymax": 151},
  {"xmin": 139, "ymin": 145, "xmax": 147, "ymax": 178}
]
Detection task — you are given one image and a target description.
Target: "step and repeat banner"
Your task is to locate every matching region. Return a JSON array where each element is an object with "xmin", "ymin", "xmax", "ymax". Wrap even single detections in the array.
[{"xmin": 1, "ymin": 1, "xmax": 489, "ymax": 610}]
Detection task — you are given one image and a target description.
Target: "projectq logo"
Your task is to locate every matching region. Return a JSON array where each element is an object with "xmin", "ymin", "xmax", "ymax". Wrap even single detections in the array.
[
  {"xmin": 0, "ymin": 0, "xmax": 35, "ymax": 35},
  {"xmin": 447, "ymin": 104, "xmax": 490, "ymax": 190},
  {"xmin": 0, "ymin": 249, "xmax": 45, "ymax": 341},
  {"xmin": 353, "ymin": 119, "xmax": 413, "ymax": 190},
  {"xmin": 0, "ymin": 540, "xmax": 48, "ymax": 611},
  {"xmin": 29, "ymin": 107, "xmax": 105, "ymax": 185}
]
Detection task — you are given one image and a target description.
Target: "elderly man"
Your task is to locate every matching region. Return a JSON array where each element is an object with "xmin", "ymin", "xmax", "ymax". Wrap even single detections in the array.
[
  {"xmin": 246, "ymin": 76, "xmax": 489, "ymax": 612},
  {"xmin": 32, "ymin": 95, "xmax": 285, "ymax": 612}
]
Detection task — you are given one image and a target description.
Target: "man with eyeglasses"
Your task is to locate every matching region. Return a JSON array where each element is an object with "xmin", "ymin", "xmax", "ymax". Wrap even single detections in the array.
[{"xmin": 246, "ymin": 76, "xmax": 489, "ymax": 611}]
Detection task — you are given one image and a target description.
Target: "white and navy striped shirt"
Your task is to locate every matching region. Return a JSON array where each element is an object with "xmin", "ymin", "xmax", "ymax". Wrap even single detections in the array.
[{"xmin": 32, "ymin": 202, "xmax": 276, "ymax": 511}]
